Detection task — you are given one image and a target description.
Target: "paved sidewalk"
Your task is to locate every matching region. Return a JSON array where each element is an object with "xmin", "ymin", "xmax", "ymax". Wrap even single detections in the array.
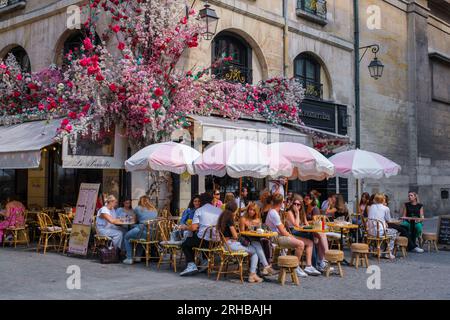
[{"xmin": 1, "ymin": 218, "xmax": 449, "ymax": 300}]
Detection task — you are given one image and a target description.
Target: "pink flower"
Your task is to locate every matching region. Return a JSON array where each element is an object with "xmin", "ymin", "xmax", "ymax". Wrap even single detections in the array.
[
  {"xmin": 16, "ymin": 74, "xmax": 23, "ymax": 81},
  {"xmin": 38, "ymin": 103, "xmax": 45, "ymax": 111},
  {"xmin": 111, "ymin": 25, "xmax": 120, "ymax": 33},
  {"xmin": 0, "ymin": 63, "xmax": 6, "ymax": 70},
  {"xmin": 117, "ymin": 42, "xmax": 125, "ymax": 51},
  {"xmin": 65, "ymin": 125, "xmax": 72, "ymax": 132},
  {"xmin": 83, "ymin": 38, "xmax": 94, "ymax": 50},
  {"xmin": 61, "ymin": 119, "xmax": 69, "ymax": 126},
  {"xmin": 154, "ymin": 88, "xmax": 163, "ymax": 97},
  {"xmin": 66, "ymin": 81, "xmax": 73, "ymax": 88},
  {"xmin": 152, "ymin": 101, "xmax": 161, "ymax": 110}
]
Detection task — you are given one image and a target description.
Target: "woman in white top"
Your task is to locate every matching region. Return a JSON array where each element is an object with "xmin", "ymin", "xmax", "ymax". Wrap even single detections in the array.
[
  {"xmin": 96, "ymin": 195, "xmax": 126, "ymax": 250},
  {"xmin": 367, "ymin": 193, "xmax": 398, "ymax": 259}
]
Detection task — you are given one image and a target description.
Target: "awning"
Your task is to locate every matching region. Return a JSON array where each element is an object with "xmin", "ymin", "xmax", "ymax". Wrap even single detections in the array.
[
  {"xmin": 0, "ymin": 119, "xmax": 60, "ymax": 169},
  {"xmin": 189, "ymin": 115, "xmax": 311, "ymax": 145}
]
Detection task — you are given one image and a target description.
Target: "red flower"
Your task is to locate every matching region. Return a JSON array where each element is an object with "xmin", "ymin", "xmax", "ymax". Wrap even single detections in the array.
[
  {"xmin": 88, "ymin": 66, "xmax": 99, "ymax": 75},
  {"xmin": 152, "ymin": 101, "xmax": 161, "ymax": 110},
  {"xmin": 154, "ymin": 88, "xmax": 163, "ymax": 97},
  {"xmin": 16, "ymin": 74, "xmax": 23, "ymax": 81},
  {"xmin": 109, "ymin": 83, "xmax": 117, "ymax": 92},
  {"xmin": 66, "ymin": 81, "xmax": 73, "ymax": 88},
  {"xmin": 83, "ymin": 38, "xmax": 94, "ymax": 50},
  {"xmin": 111, "ymin": 25, "xmax": 120, "ymax": 33},
  {"xmin": 143, "ymin": 118, "xmax": 150, "ymax": 124},
  {"xmin": 79, "ymin": 57, "xmax": 91, "ymax": 67},
  {"xmin": 38, "ymin": 103, "xmax": 45, "ymax": 111},
  {"xmin": 65, "ymin": 125, "xmax": 73, "ymax": 132},
  {"xmin": 117, "ymin": 42, "xmax": 125, "ymax": 51},
  {"xmin": 27, "ymin": 83, "xmax": 37, "ymax": 90},
  {"xmin": 180, "ymin": 16, "xmax": 188, "ymax": 25},
  {"xmin": 96, "ymin": 73, "xmax": 105, "ymax": 81},
  {"xmin": 68, "ymin": 111, "xmax": 77, "ymax": 119},
  {"xmin": 82, "ymin": 104, "xmax": 90, "ymax": 112},
  {"xmin": 61, "ymin": 119, "xmax": 69, "ymax": 127},
  {"xmin": 13, "ymin": 91, "xmax": 20, "ymax": 98}
]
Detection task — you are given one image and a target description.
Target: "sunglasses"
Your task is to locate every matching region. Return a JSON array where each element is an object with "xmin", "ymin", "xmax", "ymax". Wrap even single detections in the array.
[
  {"xmin": 294, "ymin": 202, "xmax": 302, "ymax": 206},
  {"xmin": 214, "ymin": 193, "xmax": 220, "ymax": 195}
]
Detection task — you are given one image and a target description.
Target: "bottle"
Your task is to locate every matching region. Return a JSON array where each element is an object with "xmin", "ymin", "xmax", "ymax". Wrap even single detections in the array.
[{"xmin": 322, "ymin": 217, "xmax": 325, "ymax": 231}]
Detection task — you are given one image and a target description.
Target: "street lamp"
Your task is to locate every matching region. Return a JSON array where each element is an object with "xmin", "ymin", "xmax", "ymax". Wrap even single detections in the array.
[
  {"xmin": 198, "ymin": 1, "xmax": 219, "ymax": 40},
  {"xmin": 360, "ymin": 44, "xmax": 384, "ymax": 80}
]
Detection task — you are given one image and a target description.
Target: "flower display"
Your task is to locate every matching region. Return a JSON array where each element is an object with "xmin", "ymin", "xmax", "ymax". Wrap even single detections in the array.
[{"xmin": 0, "ymin": 0, "xmax": 306, "ymax": 148}]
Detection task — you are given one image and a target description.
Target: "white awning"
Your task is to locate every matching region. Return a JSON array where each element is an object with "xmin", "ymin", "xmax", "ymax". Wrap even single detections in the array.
[
  {"xmin": 189, "ymin": 115, "xmax": 312, "ymax": 145},
  {"xmin": 0, "ymin": 119, "xmax": 60, "ymax": 169}
]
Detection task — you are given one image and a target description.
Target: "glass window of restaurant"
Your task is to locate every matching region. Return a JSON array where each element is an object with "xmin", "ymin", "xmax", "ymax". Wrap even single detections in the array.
[{"xmin": 0, "ymin": 169, "xmax": 28, "ymax": 207}]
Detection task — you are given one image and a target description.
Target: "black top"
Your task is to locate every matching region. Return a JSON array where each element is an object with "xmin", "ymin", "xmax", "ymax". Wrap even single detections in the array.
[
  {"xmin": 405, "ymin": 202, "xmax": 423, "ymax": 218},
  {"xmin": 223, "ymin": 219, "xmax": 234, "ymax": 238}
]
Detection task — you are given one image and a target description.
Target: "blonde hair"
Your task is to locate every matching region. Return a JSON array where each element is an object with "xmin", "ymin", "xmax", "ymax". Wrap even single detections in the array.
[
  {"xmin": 138, "ymin": 196, "xmax": 156, "ymax": 211},
  {"xmin": 243, "ymin": 202, "xmax": 260, "ymax": 221},
  {"xmin": 223, "ymin": 192, "xmax": 235, "ymax": 205},
  {"xmin": 105, "ymin": 195, "xmax": 117, "ymax": 204},
  {"xmin": 408, "ymin": 191, "xmax": 419, "ymax": 203},
  {"xmin": 374, "ymin": 193, "xmax": 385, "ymax": 204}
]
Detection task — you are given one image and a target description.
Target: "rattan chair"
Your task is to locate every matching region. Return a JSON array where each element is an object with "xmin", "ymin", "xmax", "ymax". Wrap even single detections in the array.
[
  {"xmin": 131, "ymin": 219, "xmax": 161, "ymax": 266},
  {"xmin": 58, "ymin": 213, "xmax": 72, "ymax": 254},
  {"xmin": 216, "ymin": 230, "xmax": 249, "ymax": 284},
  {"xmin": 2, "ymin": 209, "xmax": 29, "ymax": 248},
  {"xmin": 366, "ymin": 218, "xmax": 392, "ymax": 261},
  {"xmin": 92, "ymin": 215, "xmax": 110, "ymax": 255},
  {"xmin": 157, "ymin": 219, "xmax": 183, "ymax": 272},
  {"xmin": 37, "ymin": 212, "xmax": 62, "ymax": 254},
  {"xmin": 193, "ymin": 226, "xmax": 223, "ymax": 277}
]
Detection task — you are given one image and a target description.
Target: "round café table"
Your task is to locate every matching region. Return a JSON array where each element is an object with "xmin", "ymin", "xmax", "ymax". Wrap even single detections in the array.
[
  {"xmin": 239, "ymin": 231, "xmax": 278, "ymax": 238},
  {"xmin": 326, "ymin": 222, "xmax": 359, "ymax": 265}
]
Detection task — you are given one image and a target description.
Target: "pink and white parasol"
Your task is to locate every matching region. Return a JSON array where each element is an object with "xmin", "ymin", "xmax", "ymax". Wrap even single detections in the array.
[
  {"xmin": 268, "ymin": 142, "xmax": 335, "ymax": 181},
  {"xmin": 328, "ymin": 149, "xmax": 401, "ymax": 179},
  {"xmin": 125, "ymin": 142, "xmax": 200, "ymax": 174},
  {"xmin": 193, "ymin": 139, "xmax": 293, "ymax": 178}
]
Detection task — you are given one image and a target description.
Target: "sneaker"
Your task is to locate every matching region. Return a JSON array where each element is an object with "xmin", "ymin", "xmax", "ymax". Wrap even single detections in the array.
[
  {"xmin": 304, "ymin": 266, "xmax": 321, "ymax": 276},
  {"xmin": 389, "ymin": 253, "xmax": 396, "ymax": 260},
  {"xmin": 122, "ymin": 258, "xmax": 133, "ymax": 265},
  {"xmin": 317, "ymin": 260, "xmax": 328, "ymax": 273},
  {"xmin": 198, "ymin": 259, "xmax": 209, "ymax": 273},
  {"xmin": 295, "ymin": 267, "xmax": 308, "ymax": 278},
  {"xmin": 180, "ymin": 263, "xmax": 198, "ymax": 276},
  {"xmin": 413, "ymin": 247, "xmax": 424, "ymax": 253}
]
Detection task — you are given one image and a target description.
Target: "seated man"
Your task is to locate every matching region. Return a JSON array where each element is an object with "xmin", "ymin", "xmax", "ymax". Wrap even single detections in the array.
[
  {"xmin": 122, "ymin": 196, "xmax": 158, "ymax": 264},
  {"xmin": 179, "ymin": 192, "xmax": 222, "ymax": 276}
]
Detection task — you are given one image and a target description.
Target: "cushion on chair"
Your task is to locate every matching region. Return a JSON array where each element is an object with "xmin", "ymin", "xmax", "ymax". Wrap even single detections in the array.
[
  {"xmin": 160, "ymin": 240, "xmax": 183, "ymax": 246},
  {"xmin": 46, "ymin": 226, "xmax": 62, "ymax": 232},
  {"xmin": 326, "ymin": 232, "xmax": 342, "ymax": 238}
]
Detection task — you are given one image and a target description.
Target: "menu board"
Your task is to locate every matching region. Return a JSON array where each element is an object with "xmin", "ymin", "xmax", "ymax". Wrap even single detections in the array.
[
  {"xmin": 437, "ymin": 215, "xmax": 450, "ymax": 246},
  {"xmin": 68, "ymin": 183, "xmax": 100, "ymax": 255}
]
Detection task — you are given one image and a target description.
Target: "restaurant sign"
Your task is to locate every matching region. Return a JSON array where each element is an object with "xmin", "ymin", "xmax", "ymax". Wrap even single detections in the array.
[
  {"xmin": 68, "ymin": 183, "xmax": 100, "ymax": 256},
  {"xmin": 62, "ymin": 125, "xmax": 127, "ymax": 169}
]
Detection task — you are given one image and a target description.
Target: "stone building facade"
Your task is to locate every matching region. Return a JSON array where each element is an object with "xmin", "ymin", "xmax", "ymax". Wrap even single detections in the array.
[{"xmin": 0, "ymin": 0, "xmax": 449, "ymax": 216}]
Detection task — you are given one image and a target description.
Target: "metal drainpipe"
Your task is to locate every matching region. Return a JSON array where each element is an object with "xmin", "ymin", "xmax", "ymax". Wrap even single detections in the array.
[
  {"xmin": 283, "ymin": 0, "xmax": 289, "ymax": 77},
  {"xmin": 353, "ymin": 0, "xmax": 361, "ymax": 204}
]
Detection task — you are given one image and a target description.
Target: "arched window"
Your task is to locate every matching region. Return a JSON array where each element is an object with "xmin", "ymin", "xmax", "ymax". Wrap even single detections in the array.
[
  {"xmin": 59, "ymin": 30, "xmax": 101, "ymax": 66},
  {"xmin": 294, "ymin": 53, "xmax": 323, "ymax": 99},
  {"xmin": 4, "ymin": 46, "xmax": 31, "ymax": 73},
  {"xmin": 212, "ymin": 32, "xmax": 252, "ymax": 84}
]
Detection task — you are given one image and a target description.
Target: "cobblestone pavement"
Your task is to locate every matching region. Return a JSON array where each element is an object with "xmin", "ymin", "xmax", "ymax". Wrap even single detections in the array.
[{"xmin": 1, "ymin": 218, "xmax": 449, "ymax": 300}]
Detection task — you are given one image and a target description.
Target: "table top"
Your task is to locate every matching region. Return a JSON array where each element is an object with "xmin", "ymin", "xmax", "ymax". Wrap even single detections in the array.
[
  {"xmin": 240, "ymin": 230, "xmax": 278, "ymax": 238},
  {"xmin": 400, "ymin": 216, "xmax": 425, "ymax": 221},
  {"xmin": 388, "ymin": 220, "xmax": 402, "ymax": 224},
  {"xmin": 114, "ymin": 220, "xmax": 136, "ymax": 226},
  {"xmin": 293, "ymin": 226, "xmax": 327, "ymax": 233},
  {"xmin": 327, "ymin": 222, "xmax": 359, "ymax": 229}
]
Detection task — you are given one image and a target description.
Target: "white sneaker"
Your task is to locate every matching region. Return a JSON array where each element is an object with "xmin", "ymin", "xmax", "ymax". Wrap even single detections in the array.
[
  {"xmin": 304, "ymin": 266, "xmax": 321, "ymax": 276},
  {"xmin": 180, "ymin": 263, "xmax": 198, "ymax": 276},
  {"xmin": 122, "ymin": 258, "xmax": 133, "ymax": 265},
  {"xmin": 413, "ymin": 247, "xmax": 424, "ymax": 253},
  {"xmin": 295, "ymin": 267, "xmax": 308, "ymax": 278},
  {"xmin": 317, "ymin": 260, "xmax": 327, "ymax": 272}
]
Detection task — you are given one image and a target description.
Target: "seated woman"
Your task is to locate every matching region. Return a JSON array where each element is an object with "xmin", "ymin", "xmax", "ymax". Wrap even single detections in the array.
[
  {"xmin": 400, "ymin": 192, "xmax": 424, "ymax": 253},
  {"xmin": 265, "ymin": 194, "xmax": 321, "ymax": 278},
  {"xmin": 96, "ymin": 195, "xmax": 126, "ymax": 251},
  {"xmin": 179, "ymin": 195, "xmax": 201, "ymax": 239},
  {"xmin": 367, "ymin": 193, "xmax": 398, "ymax": 259},
  {"xmin": 218, "ymin": 202, "xmax": 263, "ymax": 283},
  {"xmin": 116, "ymin": 199, "xmax": 135, "ymax": 220},
  {"xmin": 123, "ymin": 196, "xmax": 158, "ymax": 264},
  {"xmin": 334, "ymin": 194, "xmax": 349, "ymax": 221},
  {"xmin": 212, "ymin": 189, "xmax": 223, "ymax": 208},
  {"xmin": 0, "ymin": 198, "xmax": 26, "ymax": 244},
  {"xmin": 304, "ymin": 195, "xmax": 320, "ymax": 221},
  {"xmin": 239, "ymin": 203, "xmax": 273, "ymax": 276},
  {"xmin": 285, "ymin": 194, "xmax": 329, "ymax": 272}
]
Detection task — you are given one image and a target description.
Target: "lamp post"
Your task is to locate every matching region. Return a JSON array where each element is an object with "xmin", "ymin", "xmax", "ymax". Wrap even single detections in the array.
[{"xmin": 187, "ymin": 0, "xmax": 219, "ymax": 41}]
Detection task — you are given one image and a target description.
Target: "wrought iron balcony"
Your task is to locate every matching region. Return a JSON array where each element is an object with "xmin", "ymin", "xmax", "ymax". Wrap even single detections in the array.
[
  {"xmin": 213, "ymin": 63, "xmax": 253, "ymax": 84},
  {"xmin": 296, "ymin": 0, "xmax": 327, "ymax": 25},
  {"xmin": 296, "ymin": 76, "xmax": 323, "ymax": 100},
  {"xmin": 0, "ymin": 0, "xmax": 26, "ymax": 15}
]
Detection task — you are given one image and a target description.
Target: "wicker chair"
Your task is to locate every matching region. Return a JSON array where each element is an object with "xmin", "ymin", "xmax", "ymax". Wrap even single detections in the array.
[
  {"xmin": 215, "ymin": 230, "xmax": 249, "ymax": 284},
  {"xmin": 58, "ymin": 213, "xmax": 72, "ymax": 254},
  {"xmin": 157, "ymin": 219, "xmax": 183, "ymax": 272},
  {"xmin": 131, "ymin": 219, "xmax": 161, "ymax": 266},
  {"xmin": 91, "ymin": 215, "xmax": 110, "ymax": 255},
  {"xmin": 2, "ymin": 209, "xmax": 29, "ymax": 248},
  {"xmin": 366, "ymin": 218, "xmax": 392, "ymax": 261},
  {"xmin": 37, "ymin": 212, "xmax": 62, "ymax": 254},
  {"xmin": 193, "ymin": 225, "xmax": 223, "ymax": 277}
]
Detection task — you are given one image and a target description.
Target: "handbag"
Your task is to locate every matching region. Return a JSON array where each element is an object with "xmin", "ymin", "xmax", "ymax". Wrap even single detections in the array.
[{"xmin": 99, "ymin": 240, "xmax": 119, "ymax": 264}]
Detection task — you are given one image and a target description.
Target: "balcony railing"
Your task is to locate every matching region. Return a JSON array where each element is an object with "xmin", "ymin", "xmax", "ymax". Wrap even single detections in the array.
[
  {"xmin": 296, "ymin": 76, "xmax": 323, "ymax": 100},
  {"xmin": 0, "ymin": 0, "xmax": 26, "ymax": 15},
  {"xmin": 296, "ymin": 0, "xmax": 327, "ymax": 25},
  {"xmin": 213, "ymin": 63, "xmax": 253, "ymax": 84}
]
